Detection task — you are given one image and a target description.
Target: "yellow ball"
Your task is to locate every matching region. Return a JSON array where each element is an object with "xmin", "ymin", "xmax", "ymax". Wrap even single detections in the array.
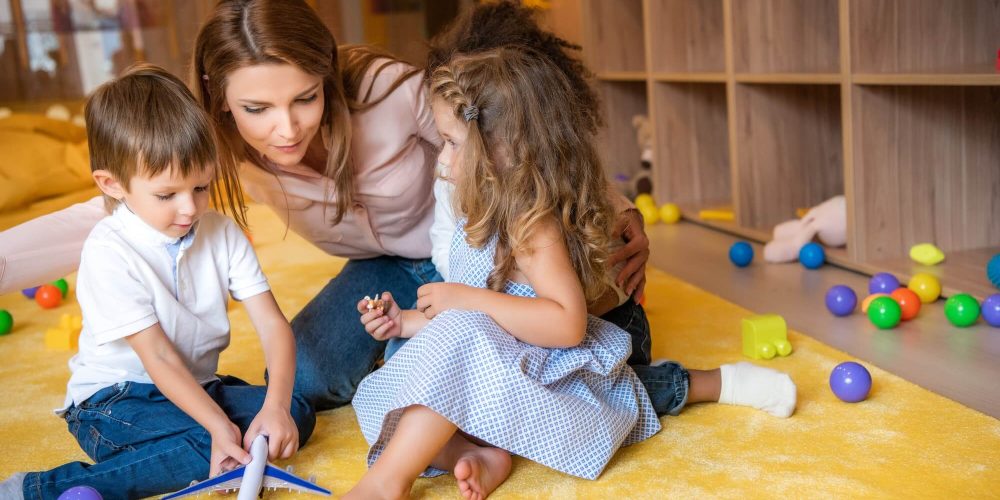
[
  {"xmin": 638, "ymin": 204, "xmax": 659, "ymax": 225},
  {"xmin": 907, "ymin": 273, "xmax": 941, "ymax": 303},
  {"xmin": 635, "ymin": 194, "xmax": 656, "ymax": 210},
  {"xmin": 659, "ymin": 203, "xmax": 681, "ymax": 224}
]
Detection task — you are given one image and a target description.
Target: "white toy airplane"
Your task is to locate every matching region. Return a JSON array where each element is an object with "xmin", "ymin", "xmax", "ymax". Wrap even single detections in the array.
[{"xmin": 162, "ymin": 434, "xmax": 331, "ymax": 499}]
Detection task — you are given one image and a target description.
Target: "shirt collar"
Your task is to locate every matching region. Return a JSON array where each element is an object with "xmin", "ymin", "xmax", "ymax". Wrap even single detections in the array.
[{"xmin": 113, "ymin": 203, "xmax": 199, "ymax": 248}]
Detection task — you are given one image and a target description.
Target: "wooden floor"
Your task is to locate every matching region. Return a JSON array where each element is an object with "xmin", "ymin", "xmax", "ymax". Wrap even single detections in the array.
[{"xmin": 646, "ymin": 221, "xmax": 1000, "ymax": 419}]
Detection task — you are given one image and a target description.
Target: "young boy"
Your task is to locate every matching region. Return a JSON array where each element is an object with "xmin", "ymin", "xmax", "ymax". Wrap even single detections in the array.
[{"xmin": 0, "ymin": 64, "xmax": 314, "ymax": 500}]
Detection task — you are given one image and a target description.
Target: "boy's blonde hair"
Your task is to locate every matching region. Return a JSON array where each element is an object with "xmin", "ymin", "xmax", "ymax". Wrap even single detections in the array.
[
  {"xmin": 430, "ymin": 47, "xmax": 615, "ymax": 305},
  {"xmin": 84, "ymin": 63, "xmax": 246, "ymax": 228}
]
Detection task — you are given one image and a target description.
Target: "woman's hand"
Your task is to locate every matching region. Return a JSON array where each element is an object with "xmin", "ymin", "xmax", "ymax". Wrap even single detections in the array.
[
  {"xmin": 416, "ymin": 282, "xmax": 475, "ymax": 319},
  {"xmin": 357, "ymin": 292, "xmax": 403, "ymax": 341},
  {"xmin": 244, "ymin": 403, "xmax": 299, "ymax": 461},
  {"xmin": 609, "ymin": 209, "xmax": 649, "ymax": 301}
]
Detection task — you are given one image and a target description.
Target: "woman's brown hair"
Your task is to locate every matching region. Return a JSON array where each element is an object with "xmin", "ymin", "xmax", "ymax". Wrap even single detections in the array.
[
  {"xmin": 430, "ymin": 47, "xmax": 614, "ymax": 304},
  {"xmin": 193, "ymin": 0, "xmax": 420, "ymax": 225}
]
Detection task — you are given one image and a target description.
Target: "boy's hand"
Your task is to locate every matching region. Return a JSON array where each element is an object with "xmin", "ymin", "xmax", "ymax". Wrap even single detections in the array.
[
  {"xmin": 245, "ymin": 404, "xmax": 300, "ymax": 461},
  {"xmin": 416, "ymin": 282, "xmax": 474, "ymax": 319},
  {"xmin": 357, "ymin": 292, "xmax": 403, "ymax": 341},
  {"xmin": 209, "ymin": 421, "xmax": 251, "ymax": 477}
]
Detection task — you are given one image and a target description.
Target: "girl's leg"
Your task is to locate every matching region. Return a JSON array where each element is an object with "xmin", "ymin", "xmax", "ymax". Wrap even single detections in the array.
[
  {"xmin": 344, "ymin": 405, "xmax": 459, "ymax": 500},
  {"xmin": 290, "ymin": 256, "xmax": 425, "ymax": 411},
  {"xmin": 430, "ymin": 434, "xmax": 511, "ymax": 500}
]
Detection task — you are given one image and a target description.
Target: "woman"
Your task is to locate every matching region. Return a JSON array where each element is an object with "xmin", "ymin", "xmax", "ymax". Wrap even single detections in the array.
[{"xmin": 0, "ymin": 0, "xmax": 650, "ymax": 412}]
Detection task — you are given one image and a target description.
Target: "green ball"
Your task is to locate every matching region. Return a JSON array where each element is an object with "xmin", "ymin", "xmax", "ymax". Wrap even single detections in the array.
[
  {"xmin": 0, "ymin": 309, "xmax": 12, "ymax": 335},
  {"xmin": 867, "ymin": 296, "xmax": 902, "ymax": 329},
  {"xmin": 51, "ymin": 278, "xmax": 69, "ymax": 298},
  {"xmin": 944, "ymin": 293, "xmax": 980, "ymax": 327}
]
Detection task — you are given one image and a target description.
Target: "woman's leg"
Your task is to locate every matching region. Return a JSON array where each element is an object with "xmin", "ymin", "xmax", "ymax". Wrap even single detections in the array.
[{"xmin": 291, "ymin": 256, "xmax": 425, "ymax": 411}]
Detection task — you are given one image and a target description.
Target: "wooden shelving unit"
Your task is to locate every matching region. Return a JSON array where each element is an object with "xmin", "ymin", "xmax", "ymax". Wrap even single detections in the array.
[{"xmin": 580, "ymin": 0, "xmax": 1000, "ymax": 299}]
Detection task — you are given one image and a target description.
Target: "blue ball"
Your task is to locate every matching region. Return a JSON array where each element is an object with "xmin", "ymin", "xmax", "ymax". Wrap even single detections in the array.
[
  {"xmin": 799, "ymin": 242, "xmax": 826, "ymax": 269},
  {"xmin": 729, "ymin": 241, "xmax": 754, "ymax": 267},
  {"xmin": 825, "ymin": 285, "xmax": 857, "ymax": 317},
  {"xmin": 21, "ymin": 286, "xmax": 39, "ymax": 299},
  {"xmin": 868, "ymin": 272, "xmax": 900, "ymax": 295},
  {"xmin": 982, "ymin": 294, "xmax": 1000, "ymax": 328},
  {"xmin": 988, "ymin": 253, "xmax": 1000, "ymax": 290},
  {"xmin": 58, "ymin": 486, "xmax": 103, "ymax": 500},
  {"xmin": 830, "ymin": 361, "xmax": 872, "ymax": 403}
]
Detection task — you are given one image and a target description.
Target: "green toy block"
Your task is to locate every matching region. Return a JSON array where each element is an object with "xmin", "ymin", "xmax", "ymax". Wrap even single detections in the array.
[{"xmin": 741, "ymin": 314, "xmax": 792, "ymax": 360}]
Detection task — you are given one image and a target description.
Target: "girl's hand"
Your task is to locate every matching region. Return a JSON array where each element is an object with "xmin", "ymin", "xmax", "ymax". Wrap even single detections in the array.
[
  {"xmin": 245, "ymin": 403, "xmax": 299, "ymax": 461},
  {"xmin": 416, "ymin": 282, "xmax": 474, "ymax": 319},
  {"xmin": 209, "ymin": 421, "xmax": 250, "ymax": 477},
  {"xmin": 608, "ymin": 209, "xmax": 649, "ymax": 301},
  {"xmin": 356, "ymin": 292, "xmax": 403, "ymax": 341}
]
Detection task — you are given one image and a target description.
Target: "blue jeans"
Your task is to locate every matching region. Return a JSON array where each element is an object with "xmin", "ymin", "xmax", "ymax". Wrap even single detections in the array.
[
  {"xmin": 23, "ymin": 376, "xmax": 315, "ymax": 500},
  {"xmin": 291, "ymin": 256, "xmax": 442, "ymax": 411}
]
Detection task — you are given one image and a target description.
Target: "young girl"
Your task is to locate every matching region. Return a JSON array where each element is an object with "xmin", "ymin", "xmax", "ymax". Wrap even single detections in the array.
[
  {"xmin": 353, "ymin": 46, "xmax": 799, "ymax": 500},
  {"xmin": 0, "ymin": 64, "xmax": 314, "ymax": 500}
]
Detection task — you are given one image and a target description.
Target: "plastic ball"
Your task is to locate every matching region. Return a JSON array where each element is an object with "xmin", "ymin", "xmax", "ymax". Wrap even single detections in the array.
[
  {"xmin": 799, "ymin": 242, "xmax": 826, "ymax": 269},
  {"xmin": 861, "ymin": 293, "xmax": 889, "ymax": 313},
  {"xmin": 944, "ymin": 293, "xmax": 980, "ymax": 328},
  {"xmin": 0, "ymin": 309, "xmax": 12, "ymax": 335},
  {"xmin": 907, "ymin": 273, "xmax": 941, "ymax": 304},
  {"xmin": 638, "ymin": 204, "xmax": 659, "ymax": 225},
  {"xmin": 58, "ymin": 486, "xmax": 103, "ymax": 500},
  {"xmin": 634, "ymin": 194, "xmax": 656, "ymax": 210},
  {"xmin": 982, "ymin": 294, "xmax": 1000, "ymax": 327},
  {"xmin": 868, "ymin": 272, "xmax": 900, "ymax": 295},
  {"xmin": 729, "ymin": 241, "xmax": 754, "ymax": 267},
  {"xmin": 829, "ymin": 361, "xmax": 872, "ymax": 403},
  {"xmin": 988, "ymin": 253, "xmax": 1000, "ymax": 290},
  {"xmin": 825, "ymin": 285, "xmax": 857, "ymax": 317},
  {"xmin": 51, "ymin": 278, "xmax": 69, "ymax": 298},
  {"xmin": 867, "ymin": 296, "xmax": 901, "ymax": 329},
  {"xmin": 22, "ymin": 286, "xmax": 39, "ymax": 299},
  {"xmin": 659, "ymin": 203, "xmax": 681, "ymax": 224},
  {"xmin": 35, "ymin": 284, "xmax": 63, "ymax": 309},
  {"xmin": 889, "ymin": 287, "xmax": 921, "ymax": 321}
]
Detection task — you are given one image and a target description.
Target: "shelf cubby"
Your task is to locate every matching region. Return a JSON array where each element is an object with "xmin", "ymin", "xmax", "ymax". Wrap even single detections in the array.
[
  {"xmin": 596, "ymin": 81, "xmax": 649, "ymax": 186},
  {"xmin": 648, "ymin": 0, "xmax": 725, "ymax": 74},
  {"xmin": 732, "ymin": 0, "xmax": 840, "ymax": 74},
  {"xmin": 581, "ymin": 0, "xmax": 645, "ymax": 74},
  {"xmin": 651, "ymin": 82, "xmax": 730, "ymax": 210},
  {"xmin": 734, "ymin": 84, "xmax": 843, "ymax": 232}
]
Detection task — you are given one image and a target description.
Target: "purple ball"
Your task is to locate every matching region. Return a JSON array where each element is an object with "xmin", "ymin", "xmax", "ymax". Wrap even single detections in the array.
[
  {"xmin": 982, "ymin": 294, "xmax": 1000, "ymax": 328},
  {"xmin": 869, "ymin": 272, "xmax": 900, "ymax": 295},
  {"xmin": 830, "ymin": 361, "xmax": 872, "ymax": 403},
  {"xmin": 21, "ymin": 286, "xmax": 39, "ymax": 299},
  {"xmin": 58, "ymin": 486, "xmax": 102, "ymax": 500},
  {"xmin": 825, "ymin": 285, "xmax": 857, "ymax": 317}
]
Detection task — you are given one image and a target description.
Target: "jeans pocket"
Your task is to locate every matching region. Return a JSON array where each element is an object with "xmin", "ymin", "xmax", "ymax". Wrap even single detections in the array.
[
  {"xmin": 78, "ymin": 382, "xmax": 130, "ymax": 413},
  {"xmin": 84, "ymin": 423, "xmax": 137, "ymax": 462}
]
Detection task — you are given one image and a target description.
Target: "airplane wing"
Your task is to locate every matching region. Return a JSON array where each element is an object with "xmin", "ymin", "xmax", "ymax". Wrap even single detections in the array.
[
  {"xmin": 160, "ymin": 466, "xmax": 247, "ymax": 499},
  {"xmin": 262, "ymin": 464, "xmax": 332, "ymax": 496}
]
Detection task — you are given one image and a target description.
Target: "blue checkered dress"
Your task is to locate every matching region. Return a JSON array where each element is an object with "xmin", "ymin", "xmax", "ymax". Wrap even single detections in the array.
[{"xmin": 352, "ymin": 224, "xmax": 661, "ymax": 480}]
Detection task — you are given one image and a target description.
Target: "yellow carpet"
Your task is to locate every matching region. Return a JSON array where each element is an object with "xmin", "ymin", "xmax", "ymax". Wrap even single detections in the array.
[{"xmin": 1, "ymin": 201, "xmax": 998, "ymax": 498}]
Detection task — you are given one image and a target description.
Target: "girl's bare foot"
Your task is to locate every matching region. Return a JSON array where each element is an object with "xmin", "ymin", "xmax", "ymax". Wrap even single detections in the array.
[{"xmin": 453, "ymin": 446, "xmax": 512, "ymax": 500}]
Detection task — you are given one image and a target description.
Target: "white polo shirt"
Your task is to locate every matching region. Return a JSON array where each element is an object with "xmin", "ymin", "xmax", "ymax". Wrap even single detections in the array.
[{"xmin": 61, "ymin": 205, "xmax": 269, "ymax": 411}]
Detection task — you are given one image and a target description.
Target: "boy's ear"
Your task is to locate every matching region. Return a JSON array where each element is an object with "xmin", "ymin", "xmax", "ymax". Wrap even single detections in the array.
[{"xmin": 92, "ymin": 170, "xmax": 126, "ymax": 200}]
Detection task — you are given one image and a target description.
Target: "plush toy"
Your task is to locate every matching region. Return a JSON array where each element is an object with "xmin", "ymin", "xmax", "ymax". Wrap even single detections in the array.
[
  {"xmin": 764, "ymin": 195, "xmax": 846, "ymax": 263},
  {"xmin": 629, "ymin": 114, "xmax": 653, "ymax": 198}
]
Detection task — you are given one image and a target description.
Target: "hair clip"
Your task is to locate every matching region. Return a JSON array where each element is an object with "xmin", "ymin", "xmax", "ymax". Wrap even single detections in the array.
[{"xmin": 463, "ymin": 104, "xmax": 479, "ymax": 122}]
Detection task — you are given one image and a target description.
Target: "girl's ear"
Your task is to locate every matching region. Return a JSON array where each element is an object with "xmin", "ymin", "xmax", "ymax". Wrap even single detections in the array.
[{"xmin": 91, "ymin": 170, "xmax": 126, "ymax": 200}]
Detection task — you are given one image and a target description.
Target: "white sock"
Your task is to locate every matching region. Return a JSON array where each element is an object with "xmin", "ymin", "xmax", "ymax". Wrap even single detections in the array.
[
  {"xmin": 0, "ymin": 472, "xmax": 25, "ymax": 500},
  {"xmin": 718, "ymin": 362, "xmax": 797, "ymax": 418}
]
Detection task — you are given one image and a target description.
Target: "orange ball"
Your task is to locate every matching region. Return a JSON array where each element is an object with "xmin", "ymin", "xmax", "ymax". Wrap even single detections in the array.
[
  {"xmin": 890, "ymin": 288, "xmax": 922, "ymax": 321},
  {"xmin": 861, "ymin": 293, "xmax": 889, "ymax": 313},
  {"xmin": 35, "ymin": 284, "xmax": 62, "ymax": 309}
]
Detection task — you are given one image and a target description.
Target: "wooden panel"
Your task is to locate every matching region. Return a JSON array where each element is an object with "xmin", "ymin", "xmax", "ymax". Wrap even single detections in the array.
[
  {"xmin": 851, "ymin": 0, "xmax": 1000, "ymax": 74},
  {"xmin": 652, "ymin": 82, "xmax": 730, "ymax": 207},
  {"xmin": 732, "ymin": 0, "xmax": 840, "ymax": 73},
  {"xmin": 597, "ymin": 81, "xmax": 649, "ymax": 187},
  {"xmin": 581, "ymin": 0, "xmax": 645, "ymax": 73},
  {"xmin": 852, "ymin": 85, "xmax": 1000, "ymax": 262},
  {"xmin": 648, "ymin": 0, "xmax": 724, "ymax": 73},
  {"xmin": 734, "ymin": 84, "xmax": 844, "ymax": 230}
]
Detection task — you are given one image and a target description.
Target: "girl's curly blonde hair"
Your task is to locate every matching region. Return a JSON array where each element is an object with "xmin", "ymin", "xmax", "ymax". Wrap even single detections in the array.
[{"xmin": 430, "ymin": 47, "xmax": 614, "ymax": 305}]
